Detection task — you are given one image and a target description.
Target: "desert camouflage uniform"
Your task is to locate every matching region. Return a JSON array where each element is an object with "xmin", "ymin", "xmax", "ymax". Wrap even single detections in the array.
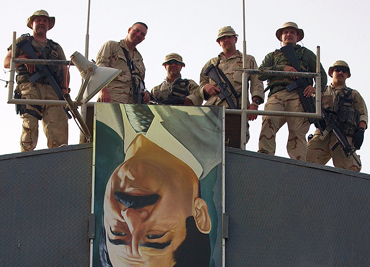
[
  {"xmin": 96, "ymin": 39, "xmax": 145, "ymax": 104},
  {"xmin": 151, "ymin": 75, "xmax": 202, "ymax": 105},
  {"xmin": 306, "ymin": 85, "xmax": 368, "ymax": 171},
  {"xmin": 10, "ymin": 35, "xmax": 68, "ymax": 152},
  {"xmin": 200, "ymin": 50, "xmax": 264, "ymax": 108},
  {"xmin": 199, "ymin": 51, "xmax": 264, "ymax": 144},
  {"xmin": 258, "ymin": 45, "xmax": 327, "ymax": 161}
]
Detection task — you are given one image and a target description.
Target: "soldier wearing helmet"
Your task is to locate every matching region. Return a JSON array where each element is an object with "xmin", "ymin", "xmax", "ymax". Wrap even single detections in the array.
[
  {"xmin": 257, "ymin": 22, "xmax": 327, "ymax": 161},
  {"xmin": 306, "ymin": 60, "xmax": 368, "ymax": 171}
]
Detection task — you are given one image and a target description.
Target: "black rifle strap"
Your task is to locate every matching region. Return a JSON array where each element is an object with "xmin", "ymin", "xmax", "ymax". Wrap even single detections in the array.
[
  {"xmin": 338, "ymin": 87, "xmax": 353, "ymax": 107},
  {"xmin": 121, "ymin": 45, "xmax": 137, "ymax": 91},
  {"xmin": 215, "ymin": 58, "xmax": 240, "ymax": 107}
]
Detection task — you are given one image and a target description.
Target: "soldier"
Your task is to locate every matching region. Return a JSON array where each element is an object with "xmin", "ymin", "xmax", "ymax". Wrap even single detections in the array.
[
  {"xmin": 257, "ymin": 22, "xmax": 327, "ymax": 161},
  {"xmin": 199, "ymin": 26, "xmax": 264, "ymax": 145},
  {"xmin": 95, "ymin": 22, "xmax": 150, "ymax": 104},
  {"xmin": 3, "ymin": 10, "xmax": 69, "ymax": 152},
  {"xmin": 306, "ymin": 60, "xmax": 367, "ymax": 172},
  {"xmin": 151, "ymin": 53, "xmax": 202, "ymax": 106}
]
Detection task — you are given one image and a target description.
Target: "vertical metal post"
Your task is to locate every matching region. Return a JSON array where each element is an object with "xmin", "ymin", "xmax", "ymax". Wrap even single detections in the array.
[
  {"xmin": 240, "ymin": 0, "xmax": 248, "ymax": 149},
  {"xmin": 81, "ymin": 0, "xmax": 92, "ymax": 144},
  {"xmin": 85, "ymin": 0, "xmax": 91, "ymax": 59},
  {"xmin": 315, "ymin": 46, "xmax": 322, "ymax": 117},
  {"xmin": 8, "ymin": 32, "xmax": 17, "ymax": 101},
  {"xmin": 86, "ymin": 2, "xmax": 95, "ymax": 267}
]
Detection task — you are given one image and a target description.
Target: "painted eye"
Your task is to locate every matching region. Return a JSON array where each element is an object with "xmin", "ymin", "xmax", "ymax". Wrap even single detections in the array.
[
  {"xmin": 110, "ymin": 227, "xmax": 127, "ymax": 237},
  {"xmin": 147, "ymin": 233, "xmax": 165, "ymax": 239}
]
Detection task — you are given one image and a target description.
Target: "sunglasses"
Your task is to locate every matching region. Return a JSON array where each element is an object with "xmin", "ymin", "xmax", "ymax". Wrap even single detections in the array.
[
  {"xmin": 333, "ymin": 67, "xmax": 348, "ymax": 73},
  {"xmin": 166, "ymin": 60, "xmax": 182, "ymax": 65}
]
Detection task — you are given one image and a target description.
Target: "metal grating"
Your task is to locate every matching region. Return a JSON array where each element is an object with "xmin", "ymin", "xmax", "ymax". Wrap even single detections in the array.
[
  {"xmin": 0, "ymin": 144, "xmax": 92, "ymax": 267},
  {"xmin": 225, "ymin": 147, "xmax": 370, "ymax": 267},
  {"xmin": 2, "ymin": 144, "xmax": 370, "ymax": 266}
]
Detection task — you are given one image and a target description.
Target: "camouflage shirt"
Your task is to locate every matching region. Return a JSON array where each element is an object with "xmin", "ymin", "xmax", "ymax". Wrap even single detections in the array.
[
  {"xmin": 199, "ymin": 50, "xmax": 264, "ymax": 108},
  {"xmin": 151, "ymin": 75, "xmax": 203, "ymax": 105},
  {"xmin": 258, "ymin": 45, "xmax": 327, "ymax": 97},
  {"xmin": 96, "ymin": 39, "xmax": 145, "ymax": 102},
  {"xmin": 324, "ymin": 84, "xmax": 368, "ymax": 129},
  {"xmin": 10, "ymin": 35, "xmax": 66, "ymax": 86}
]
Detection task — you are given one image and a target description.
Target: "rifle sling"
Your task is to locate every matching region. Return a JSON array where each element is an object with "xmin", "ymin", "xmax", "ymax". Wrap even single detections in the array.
[
  {"xmin": 121, "ymin": 46, "xmax": 137, "ymax": 92},
  {"xmin": 338, "ymin": 88, "xmax": 353, "ymax": 107}
]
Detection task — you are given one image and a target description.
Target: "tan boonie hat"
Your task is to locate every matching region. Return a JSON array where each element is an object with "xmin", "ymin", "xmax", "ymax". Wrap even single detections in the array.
[
  {"xmin": 27, "ymin": 10, "xmax": 55, "ymax": 30},
  {"xmin": 276, "ymin": 22, "xmax": 304, "ymax": 42},
  {"xmin": 216, "ymin": 26, "xmax": 238, "ymax": 42},
  {"xmin": 162, "ymin": 53, "xmax": 185, "ymax": 67},
  {"xmin": 328, "ymin": 60, "xmax": 351, "ymax": 78}
]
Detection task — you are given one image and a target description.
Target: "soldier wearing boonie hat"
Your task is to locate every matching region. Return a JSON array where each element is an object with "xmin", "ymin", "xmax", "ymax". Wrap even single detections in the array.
[
  {"xmin": 307, "ymin": 60, "xmax": 368, "ymax": 172},
  {"xmin": 3, "ymin": 10, "xmax": 69, "ymax": 152},
  {"xmin": 151, "ymin": 53, "xmax": 202, "ymax": 105},
  {"xmin": 26, "ymin": 10, "xmax": 55, "ymax": 30},
  {"xmin": 216, "ymin": 26, "xmax": 239, "ymax": 42},
  {"xmin": 199, "ymin": 26, "xmax": 264, "ymax": 147},
  {"xmin": 257, "ymin": 21, "xmax": 327, "ymax": 161},
  {"xmin": 162, "ymin": 53, "xmax": 185, "ymax": 66}
]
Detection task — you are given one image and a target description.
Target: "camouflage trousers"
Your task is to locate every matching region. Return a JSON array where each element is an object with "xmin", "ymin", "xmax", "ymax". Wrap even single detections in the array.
[
  {"xmin": 18, "ymin": 82, "xmax": 68, "ymax": 152},
  {"xmin": 306, "ymin": 129, "xmax": 361, "ymax": 172},
  {"xmin": 258, "ymin": 89, "xmax": 310, "ymax": 161}
]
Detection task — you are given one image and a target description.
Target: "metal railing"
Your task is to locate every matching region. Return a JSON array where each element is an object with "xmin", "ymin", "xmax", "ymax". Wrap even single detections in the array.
[
  {"xmin": 233, "ymin": 45, "xmax": 322, "ymax": 149},
  {"xmin": 7, "ymin": 31, "xmax": 323, "ymax": 149}
]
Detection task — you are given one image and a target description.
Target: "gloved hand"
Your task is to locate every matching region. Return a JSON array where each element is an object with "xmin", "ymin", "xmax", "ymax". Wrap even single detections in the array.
[{"xmin": 353, "ymin": 128, "xmax": 365, "ymax": 150}]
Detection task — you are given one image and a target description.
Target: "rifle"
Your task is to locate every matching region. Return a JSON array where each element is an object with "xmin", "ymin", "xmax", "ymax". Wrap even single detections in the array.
[
  {"xmin": 203, "ymin": 64, "xmax": 237, "ymax": 109},
  {"xmin": 16, "ymin": 38, "xmax": 71, "ymax": 118},
  {"xmin": 280, "ymin": 44, "xmax": 316, "ymax": 124},
  {"xmin": 320, "ymin": 108, "xmax": 361, "ymax": 167},
  {"xmin": 121, "ymin": 47, "xmax": 144, "ymax": 104},
  {"xmin": 147, "ymin": 91, "xmax": 186, "ymax": 105},
  {"xmin": 132, "ymin": 76, "xmax": 144, "ymax": 104}
]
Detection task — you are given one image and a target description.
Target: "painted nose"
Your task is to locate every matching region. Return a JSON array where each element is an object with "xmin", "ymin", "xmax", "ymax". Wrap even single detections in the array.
[{"xmin": 122, "ymin": 208, "xmax": 148, "ymax": 256}]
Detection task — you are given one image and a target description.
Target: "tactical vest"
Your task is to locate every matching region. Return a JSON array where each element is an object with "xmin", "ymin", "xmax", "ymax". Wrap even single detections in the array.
[
  {"xmin": 334, "ymin": 87, "xmax": 359, "ymax": 137},
  {"xmin": 268, "ymin": 46, "xmax": 309, "ymax": 96},
  {"xmin": 16, "ymin": 34, "xmax": 64, "ymax": 87},
  {"xmin": 157, "ymin": 79, "xmax": 190, "ymax": 104}
]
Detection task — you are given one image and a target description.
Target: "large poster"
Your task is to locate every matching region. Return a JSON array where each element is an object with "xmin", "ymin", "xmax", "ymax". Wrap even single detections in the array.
[{"xmin": 93, "ymin": 103, "xmax": 224, "ymax": 267}]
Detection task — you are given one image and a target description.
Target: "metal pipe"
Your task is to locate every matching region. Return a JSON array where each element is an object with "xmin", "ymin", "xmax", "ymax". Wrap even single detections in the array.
[
  {"xmin": 8, "ymin": 32, "xmax": 16, "ymax": 101},
  {"xmin": 8, "ymin": 99, "xmax": 67, "ymax": 105},
  {"xmin": 226, "ymin": 108, "xmax": 322, "ymax": 119},
  {"xmin": 64, "ymin": 93, "xmax": 91, "ymax": 142},
  {"xmin": 12, "ymin": 58, "xmax": 72, "ymax": 65},
  {"xmin": 240, "ymin": 0, "xmax": 248, "ymax": 149},
  {"xmin": 85, "ymin": 0, "xmax": 91, "ymax": 59},
  {"xmin": 315, "ymin": 46, "xmax": 322, "ymax": 117},
  {"xmin": 239, "ymin": 68, "xmax": 319, "ymax": 77}
]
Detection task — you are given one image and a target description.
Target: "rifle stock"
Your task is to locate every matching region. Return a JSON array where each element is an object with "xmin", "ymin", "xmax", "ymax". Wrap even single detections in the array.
[{"xmin": 203, "ymin": 64, "xmax": 236, "ymax": 109}]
